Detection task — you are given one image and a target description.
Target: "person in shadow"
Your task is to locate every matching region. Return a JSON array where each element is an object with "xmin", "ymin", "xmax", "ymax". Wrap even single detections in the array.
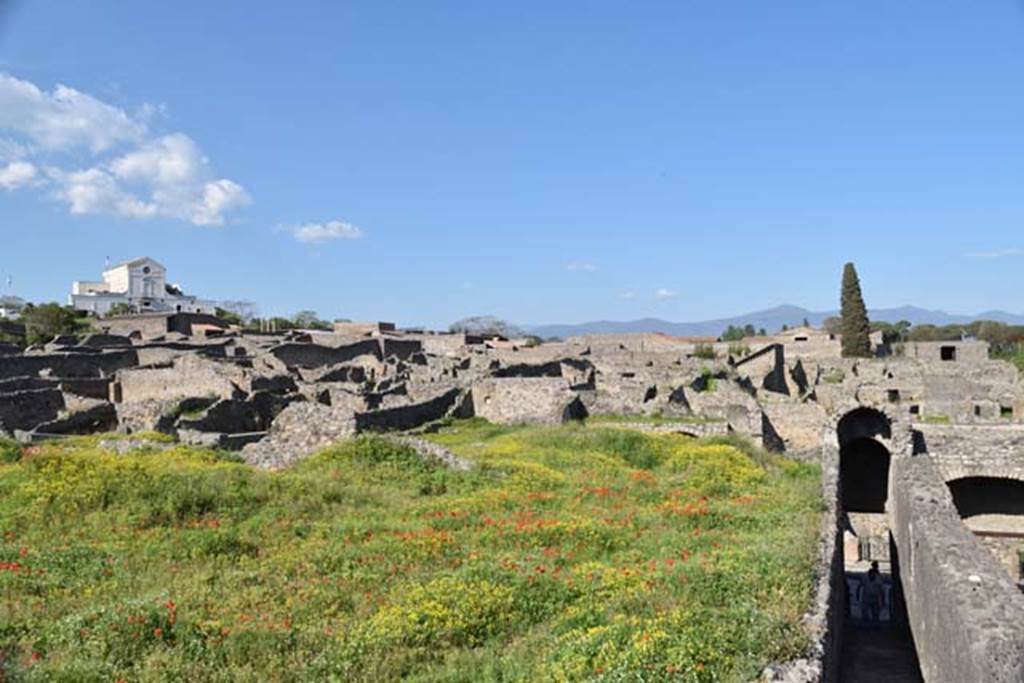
[{"xmin": 858, "ymin": 560, "xmax": 885, "ymax": 628}]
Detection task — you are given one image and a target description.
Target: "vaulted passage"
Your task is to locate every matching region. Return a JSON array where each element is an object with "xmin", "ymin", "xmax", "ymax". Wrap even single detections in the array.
[
  {"xmin": 948, "ymin": 477, "xmax": 1024, "ymax": 518},
  {"xmin": 948, "ymin": 477, "xmax": 1024, "ymax": 585},
  {"xmin": 838, "ymin": 408, "xmax": 892, "ymax": 513},
  {"xmin": 836, "ymin": 408, "xmax": 922, "ymax": 682},
  {"xmin": 841, "ymin": 438, "xmax": 891, "ymax": 513}
]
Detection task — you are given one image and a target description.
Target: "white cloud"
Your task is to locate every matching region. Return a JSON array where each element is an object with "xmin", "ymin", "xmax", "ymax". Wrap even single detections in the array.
[
  {"xmin": 620, "ymin": 290, "xmax": 637, "ymax": 300},
  {"xmin": 0, "ymin": 72, "xmax": 248, "ymax": 226},
  {"xmin": 0, "ymin": 160, "xmax": 37, "ymax": 190},
  {"xmin": 655, "ymin": 288, "xmax": 679, "ymax": 300},
  {"xmin": 0, "ymin": 72, "xmax": 146, "ymax": 152},
  {"xmin": 566, "ymin": 261, "xmax": 598, "ymax": 272},
  {"xmin": 283, "ymin": 220, "xmax": 364, "ymax": 244},
  {"xmin": 50, "ymin": 167, "xmax": 157, "ymax": 218},
  {"xmin": 104, "ymin": 134, "xmax": 250, "ymax": 226},
  {"xmin": 192, "ymin": 179, "xmax": 249, "ymax": 227},
  {"xmin": 966, "ymin": 248, "xmax": 1024, "ymax": 260}
]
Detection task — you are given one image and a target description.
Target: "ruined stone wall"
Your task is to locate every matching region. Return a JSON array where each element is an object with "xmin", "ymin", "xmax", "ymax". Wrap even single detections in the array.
[
  {"xmin": 976, "ymin": 535, "xmax": 1024, "ymax": 585},
  {"xmin": 354, "ymin": 387, "xmax": 463, "ymax": 432},
  {"xmin": 889, "ymin": 455, "xmax": 1024, "ymax": 682},
  {"xmin": 268, "ymin": 340, "xmax": 381, "ymax": 369},
  {"xmin": 762, "ymin": 402, "xmax": 828, "ymax": 455},
  {"xmin": 472, "ymin": 378, "xmax": 586, "ymax": 425},
  {"xmin": 98, "ymin": 315, "xmax": 170, "ymax": 338},
  {"xmin": 904, "ymin": 341, "xmax": 990, "ymax": 364},
  {"xmin": 782, "ymin": 338, "xmax": 843, "ymax": 362},
  {"xmin": 381, "ymin": 338, "xmax": 423, "ymax": 362},
  {"xmin": 915, "ymin": 423, "xmax": 1024, "ymax": 482},
  {"xmin": 115, "ymin": 355, "xmax": 246, "ymax": 404},
  {"xmin": 417, "ymin": 334, "xmax": 468, "ymax": 357},
  {"xmin": 0, "ymin": 388, "xmax": 65, "ymax": 432},
  {"xmin": 766, "ymin": 438, "xmax": 844, "ymax": 682},
  {"xmin": 0, "ymin": 350, "xmax": 139, "ymax": 380}
]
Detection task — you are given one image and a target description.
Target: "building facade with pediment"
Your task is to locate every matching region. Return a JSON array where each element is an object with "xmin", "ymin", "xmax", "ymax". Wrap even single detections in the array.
[{"xmin": 70, "ymin": 257, "xmax": 215, "ymax": 316}]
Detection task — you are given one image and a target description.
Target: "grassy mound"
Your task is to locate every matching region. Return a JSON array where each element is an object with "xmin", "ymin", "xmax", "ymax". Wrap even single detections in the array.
[{"xmin": 0, "ymin": 421, "xmax": 822, "ymax": 681}]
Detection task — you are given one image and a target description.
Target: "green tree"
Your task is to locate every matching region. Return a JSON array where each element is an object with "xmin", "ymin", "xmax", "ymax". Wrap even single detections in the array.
[
  {"xmin": 105, "ymin": 302, "xmax": 135, "ymax": 317},
  {"xmin": 215, "ymin": 307, "xmax": 244, "ymax": 326},
  {"xmin": 449, "ymin": 316, "xmax": 521, "ymax": 338},
  {"xmin": 720, "ymin": 325, "xmax": 745, "ymax": 342},
  {"xmin": 21, "ymin": 303, "xmax": 88, "ymax": 345},
  {"xmin": 293, "ymin": 310, "xmax": 331, "ymax": 330},
  {"xmin": 840, "ymin": 262, "xmax": 872, "ymax": 358}
]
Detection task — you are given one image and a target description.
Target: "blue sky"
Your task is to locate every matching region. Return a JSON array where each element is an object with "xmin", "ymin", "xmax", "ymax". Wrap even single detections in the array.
[{"xmin": 1, "ymin": 1, "xmax": 1023, "ymax": 328}]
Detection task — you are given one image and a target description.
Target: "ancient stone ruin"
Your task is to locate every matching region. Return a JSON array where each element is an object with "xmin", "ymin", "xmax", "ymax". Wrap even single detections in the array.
[{"xmin": 3, "ymin": 320, "xmax": 1024, "ymax": 680}]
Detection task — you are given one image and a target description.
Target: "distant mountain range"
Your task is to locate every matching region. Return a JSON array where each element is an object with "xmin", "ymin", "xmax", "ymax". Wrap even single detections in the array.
[{"xmin": 526, "ymin": 305, "xmax": 1024, "ymax": 339}]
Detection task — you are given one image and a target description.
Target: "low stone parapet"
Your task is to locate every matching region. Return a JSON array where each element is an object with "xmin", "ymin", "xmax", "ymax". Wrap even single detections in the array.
[{"xmin": 889, "ymin": 455, "xmax": 1024, "ymax": 682}]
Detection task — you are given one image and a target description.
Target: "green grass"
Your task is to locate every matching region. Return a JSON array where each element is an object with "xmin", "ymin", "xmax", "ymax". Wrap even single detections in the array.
[
  {"xmin": 920, "ymin": 415, "xmax": 951, "ymax": 425},
  {"xmin": 0, "ymin": 438, "xmax": 21, "ymax": 464},
  {"xmin": 1010, "ymin": 351, "xmax": 1024, "ymax": 374},
  {"xmin": 820, "ymin": 368, "xmax": 845, "ymax": 385},
  {"xmin": 991, "ymin": 344, "xmax": 1024, "ymax": 374},
  {"xmin": 0, "ymin": 420, "xmax": 822, "ymax": 681}
]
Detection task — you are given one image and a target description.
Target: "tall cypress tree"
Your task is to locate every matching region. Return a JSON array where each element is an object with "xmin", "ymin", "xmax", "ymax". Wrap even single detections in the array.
[{"xmin": 840, "ymin": 262, "xmax": 872, "ymax": 358}]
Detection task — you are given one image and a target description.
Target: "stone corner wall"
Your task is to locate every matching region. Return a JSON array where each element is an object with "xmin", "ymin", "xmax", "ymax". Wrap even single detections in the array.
[
  {"xmin": 889, "ymin": 455, "xmax": 1024, "ymax": 683},
  {"xmin": 764, "ymin": 439, "xmax": 844, "ymax": 683}
]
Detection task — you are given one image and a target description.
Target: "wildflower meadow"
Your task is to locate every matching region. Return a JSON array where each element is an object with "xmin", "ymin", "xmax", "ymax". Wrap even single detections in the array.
[{"xmin": 0, "ymin": 420, "xmax": 822, "ymax": 681}]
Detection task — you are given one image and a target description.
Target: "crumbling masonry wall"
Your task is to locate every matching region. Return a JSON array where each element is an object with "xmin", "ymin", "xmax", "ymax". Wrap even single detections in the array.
[{"xmin": 889, "ymin": 455, "xmax": 1024, "ymax": 682}]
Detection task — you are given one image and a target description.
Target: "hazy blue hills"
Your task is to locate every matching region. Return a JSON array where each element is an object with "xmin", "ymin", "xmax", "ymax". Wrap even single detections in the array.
[{"xmin": 526, "ymin": 305, "xmax": 1024, "ymax": 339}]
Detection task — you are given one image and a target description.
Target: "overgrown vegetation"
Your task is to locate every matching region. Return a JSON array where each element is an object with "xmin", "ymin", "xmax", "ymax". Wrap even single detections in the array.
[
  {"xmin": 246, "ymin": 310, "xmax": 332, "ymax": 332},
  {"xmin": 692, "ymin": 343, "xmax": 717, "ymax": 360},
  {"xmin": 0, "ymin": 438, "xmax": 21, "ymax": 464},
  {"xmin": 727, "ymin": 341, "xmax": 751, "ymax": 358},
  {"xmin": 719, "ymin": 324, "xmax": 767, "ymax": 342},
  {"xmin": 0, "ymin": 422, "xmax": 821, "ymax": 681},
  {"xmin": 869, "ymin": 320, "xmax": 1024, "ymax": 370},
  {"xmin": 920, "ymin": 414, "xmax": 951, "ymax": 425},
  {"xmin": 820, "ymin": 368, "xmax": 845, "ymax": 385},
  {"xmin": 694, "ymin": 367, "xmax": 718, "ymax": 393},
  {"xmin": 1003, "ymin": 346, "xmax": 1024, "ymax": 373},
  {"xmin": 19, "ymin": 303, "xmax": 92, "ymax": 346}
]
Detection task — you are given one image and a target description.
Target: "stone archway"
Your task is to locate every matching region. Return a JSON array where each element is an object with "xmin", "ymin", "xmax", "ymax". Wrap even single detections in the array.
[
  {"xmin": 948, "ymin": 477, "xmax": 1024, "ymax": 518},
  {"xmin": 834, "ymin": 406, "xmax": 923, "ymax": 680},
  {"xmin": 838, "ymin": 407, "xmax": 893, "ymax": 514}
]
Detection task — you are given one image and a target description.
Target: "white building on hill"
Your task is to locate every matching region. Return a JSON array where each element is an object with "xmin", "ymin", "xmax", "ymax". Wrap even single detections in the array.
[
  {"xmin": 70, "ymin": 257, "xmax": 215, "ymax": 316},
  {"xmin": 0, "ymin": 295, "xmax": 25, "ymax": 319}
]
